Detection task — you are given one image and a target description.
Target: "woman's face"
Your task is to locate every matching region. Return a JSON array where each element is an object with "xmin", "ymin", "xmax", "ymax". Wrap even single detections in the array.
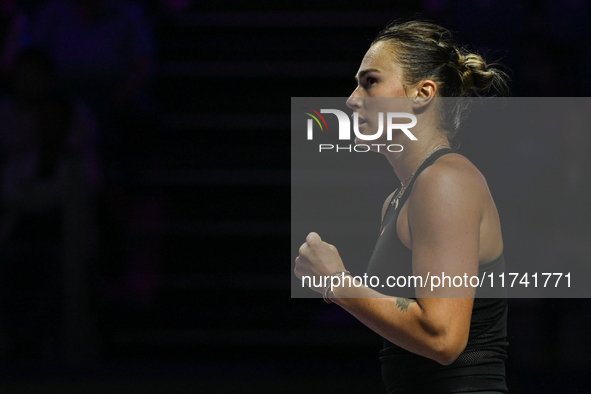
[
  {"xmin": 348, "ymin": 41, "xmax": 407, "ymax": 99},
  {"xmin": 346, "ymin": 41, "xmax": 412, "ymax": 143}
]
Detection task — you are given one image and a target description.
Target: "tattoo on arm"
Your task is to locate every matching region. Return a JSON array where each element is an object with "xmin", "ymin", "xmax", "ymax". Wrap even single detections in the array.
[{"xmin": 396, "ymin": 298, "xmax": 417, "ymax": 312}]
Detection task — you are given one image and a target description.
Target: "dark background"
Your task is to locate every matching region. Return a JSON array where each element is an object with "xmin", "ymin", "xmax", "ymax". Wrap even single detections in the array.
[{"xmin": 0, "ymin": 0, "xmax": 590, "ymax": 392}]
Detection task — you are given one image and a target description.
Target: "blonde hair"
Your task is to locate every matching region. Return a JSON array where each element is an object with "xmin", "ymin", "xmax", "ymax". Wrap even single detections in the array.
[{"xmin": 373, "ymin": 20, "xmax": 509, "ymax": 138}]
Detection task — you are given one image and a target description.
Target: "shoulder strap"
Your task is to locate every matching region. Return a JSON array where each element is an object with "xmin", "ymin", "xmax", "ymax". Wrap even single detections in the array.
[{"xmin": 396, "ymin": 148, "xmax": 456, "ymax": 212}]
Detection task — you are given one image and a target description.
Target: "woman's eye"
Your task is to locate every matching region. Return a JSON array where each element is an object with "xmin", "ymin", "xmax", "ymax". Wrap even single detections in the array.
[{"xmin": 366, "ymin": 77, "xmax": 377, "ymax": 87}]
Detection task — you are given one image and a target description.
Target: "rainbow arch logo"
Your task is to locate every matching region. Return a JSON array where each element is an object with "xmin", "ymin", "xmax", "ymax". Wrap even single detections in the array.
[{"xmin": 302, "ymin": 107, "xmax": 329, "ymax": 131}]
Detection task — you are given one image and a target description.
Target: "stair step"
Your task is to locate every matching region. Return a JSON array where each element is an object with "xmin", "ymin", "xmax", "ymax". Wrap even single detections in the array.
[
  {"xmin": 114, "ymin": 328, "xmax": 379, "ymax": 346},
  {"xmin": 143, "ymin": 169, "xmax": 289, "ymax": 185},
  {"xmin": 173, "ymin": 11, "xmax": 396, "ymax": 28},
  {"xmin": 160, "ymin": 234, "xmax": 286, "ymax": 274}
]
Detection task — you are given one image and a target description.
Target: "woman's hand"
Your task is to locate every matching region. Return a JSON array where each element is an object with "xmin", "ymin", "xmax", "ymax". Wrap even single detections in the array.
[{"xmin": 294, "ymin": 232, "xmax": 346, "ymax": 293}]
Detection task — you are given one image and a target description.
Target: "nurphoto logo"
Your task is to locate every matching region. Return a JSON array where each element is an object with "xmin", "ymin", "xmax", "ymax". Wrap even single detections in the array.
[{"xmin": 303, "ymin": 108, "xmax": 418, "ymax": 153}]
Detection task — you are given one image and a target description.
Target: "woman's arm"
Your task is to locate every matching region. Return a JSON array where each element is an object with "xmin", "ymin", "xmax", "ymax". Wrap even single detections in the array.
[
  {"xmin": 295, "ymin": 159, "xmax": 487, "ymax": 365},
  {"xmin": 331, "ymin": 288, "xmax": 473, "ymax": 365}
]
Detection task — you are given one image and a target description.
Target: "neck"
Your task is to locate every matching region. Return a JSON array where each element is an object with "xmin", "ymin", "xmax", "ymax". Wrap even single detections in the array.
[{"xmin": 383, "ymin": 132, "xmax": 450, "ymax": 186}]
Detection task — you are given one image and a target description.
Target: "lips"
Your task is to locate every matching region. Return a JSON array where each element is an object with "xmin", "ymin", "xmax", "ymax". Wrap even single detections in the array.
[{"xmin": 352, "ymin": 113, "xmax": 367, "ymax": 124}]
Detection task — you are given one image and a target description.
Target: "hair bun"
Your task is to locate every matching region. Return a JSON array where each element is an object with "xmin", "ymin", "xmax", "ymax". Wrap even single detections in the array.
[
  {"xmin": 455, "ymin": 49, "xmax": 508, "ymax": 95},
  {"xmin": 372, "ymin": 19, "xmax": 510, "ymax": 138}
]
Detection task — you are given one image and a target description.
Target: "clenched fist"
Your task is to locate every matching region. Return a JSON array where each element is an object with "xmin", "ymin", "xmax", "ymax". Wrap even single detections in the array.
[{"xmin": 294, "ymin": 232, "xmax": 346, "ymax": 293}]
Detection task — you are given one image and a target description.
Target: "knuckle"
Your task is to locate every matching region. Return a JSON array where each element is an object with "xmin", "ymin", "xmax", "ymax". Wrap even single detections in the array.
[
  {"xmin": 299, "ymin": 242, "xmax": 308, "ymax": 254},
  {"xmin": 298, "ymin": 246, "xmax": 306, "ymax": 257}
]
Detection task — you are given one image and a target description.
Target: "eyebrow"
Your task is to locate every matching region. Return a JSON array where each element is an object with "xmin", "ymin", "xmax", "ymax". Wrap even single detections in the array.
[{"xmin": 355, "ymin": 68, "xmax": 380, "ymax": 82}]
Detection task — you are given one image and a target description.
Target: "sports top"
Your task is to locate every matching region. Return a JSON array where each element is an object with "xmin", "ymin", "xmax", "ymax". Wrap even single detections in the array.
[{"xmin": 365, "ymin": 148, "xmax": 509, "ymax": 394}]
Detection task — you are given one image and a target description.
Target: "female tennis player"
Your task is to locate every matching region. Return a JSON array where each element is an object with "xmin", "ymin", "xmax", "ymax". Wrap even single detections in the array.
[{"xmin": 294, "ymin": 20, "xmax": 509, "ymax": 393}]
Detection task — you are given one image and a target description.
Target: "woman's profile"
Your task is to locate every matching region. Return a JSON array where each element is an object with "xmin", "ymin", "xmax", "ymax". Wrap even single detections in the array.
[{"xmin": 294, "ymin": 20, "xmax": 509, "ymax": 393}]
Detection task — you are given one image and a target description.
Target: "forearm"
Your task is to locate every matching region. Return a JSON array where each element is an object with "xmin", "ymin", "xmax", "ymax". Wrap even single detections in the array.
[
  {"xmin": 294, "ymin": 232, "xmax": 471, "ymax": 364},
  {"xmin": 330, "ymin": 276, "xmax": 466, "ymax": 365}
]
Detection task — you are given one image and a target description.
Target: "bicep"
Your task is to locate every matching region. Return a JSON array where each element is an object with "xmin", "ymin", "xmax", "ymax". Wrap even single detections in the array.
[
  {"xmin": 408, "ymin": 168, "xmax": 482, "ymax": 298},
  {"xmin": 407, "ymin": 167, "xmax": 484, "ymax": 338}
]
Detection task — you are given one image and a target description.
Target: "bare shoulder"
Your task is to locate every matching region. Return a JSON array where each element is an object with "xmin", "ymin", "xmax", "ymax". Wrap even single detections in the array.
[
  {"xmin": 411, "ymin": 153, "xmax": 489, "ymax": 201},
  {"xmin": 405, "ymin": 152, "xmax": 503, "ymax": 268},
  {"xmin": 407, "ymin": 152, "xmax": 492, "ymax": 228}
]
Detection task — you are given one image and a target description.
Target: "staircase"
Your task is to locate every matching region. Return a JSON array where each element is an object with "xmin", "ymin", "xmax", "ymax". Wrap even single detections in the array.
[{"xmin": 98, "ymin": 9, "xmax": 403, "ymax": 364}]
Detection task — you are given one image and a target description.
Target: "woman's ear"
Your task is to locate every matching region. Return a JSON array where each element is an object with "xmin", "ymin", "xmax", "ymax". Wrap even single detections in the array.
[{"xmin": 412, "ymin": 79, "xmax": 437, "ymax": 110}]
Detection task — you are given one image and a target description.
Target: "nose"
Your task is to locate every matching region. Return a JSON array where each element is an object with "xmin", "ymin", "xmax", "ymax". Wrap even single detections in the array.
[{"xmin": 346, "ymin": 86, "xmax": 363, "ymax": 110}]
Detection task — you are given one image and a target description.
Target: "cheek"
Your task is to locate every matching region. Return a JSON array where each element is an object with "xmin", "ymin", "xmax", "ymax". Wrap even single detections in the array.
[
  {"xmin": 356, "ymin": 116, "xmax": 388, "ymax": 144},
  {"xmin": 361, "ymin": 102, "xmax": 384, "ymax": 130},
  {"xmin": 388, "ymin": 84, "xmax": 407, "ymax": 98},
  {"xmin": 382, "ymin": 78, "xmax": 407, "ymax": 98}
]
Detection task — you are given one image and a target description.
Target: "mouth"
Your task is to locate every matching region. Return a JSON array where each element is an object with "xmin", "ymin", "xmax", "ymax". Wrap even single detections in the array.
[{"xmin": 353, "ymin": 113, "xmax": 367, "ymax": 124}]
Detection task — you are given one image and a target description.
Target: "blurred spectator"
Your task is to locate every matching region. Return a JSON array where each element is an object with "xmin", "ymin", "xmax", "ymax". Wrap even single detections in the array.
[
  {"xmin": 0, "ymin": 48, "xmax": 100, "ymax": 363},
  {"xmin": 525, "ymin": 104, "xmax": 591, "ymax": 241},
  {"xmin": 0, "ymin": 0, "xmax": 28, "ymax": 91},
  {"xmin": 29, "ymin": 0, "xmax": 155, "ymax": 146},
  {"xmin": 522, "ymin": 103, "xmax": 591, "ymax": 368},
  {"xmin": 152, "ymin": 0, "xmax": 191, "ymax": 15}
]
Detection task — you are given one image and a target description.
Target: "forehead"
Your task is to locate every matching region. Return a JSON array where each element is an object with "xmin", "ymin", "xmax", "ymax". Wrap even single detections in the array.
[{"xmin": 356, "ymin": 41, "xmax": 399, "ymax": 79}]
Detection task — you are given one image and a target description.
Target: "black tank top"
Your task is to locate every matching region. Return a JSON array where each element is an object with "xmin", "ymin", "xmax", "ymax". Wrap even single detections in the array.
[{"xmin": 366, "ymin": 148, "xmax": 509, "ymax": 394}]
